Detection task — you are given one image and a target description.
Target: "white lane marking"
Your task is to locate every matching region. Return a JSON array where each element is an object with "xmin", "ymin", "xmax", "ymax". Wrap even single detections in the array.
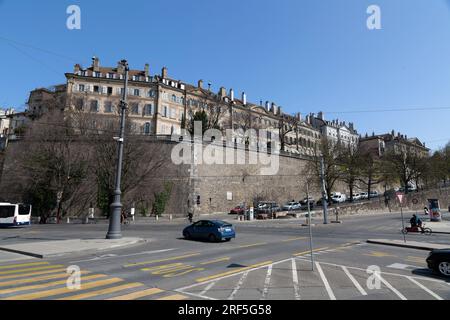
[
  {"xmin": 227, "ymin": 271, "xmax": 249, "ymax": 300},
  {"xmin": 386, "ymin": 263, "xmax": 421, "ymax": 270},
  {"xmin": 176, "ymin": 289, "xmax": 217, "ymax": 300},
  {"xmin": 178, "ymin": 257, "xmax": 293, "ymax": 291},
  {"xmin": 261, "ymin": 265, "xmax": 273, "ymax": 300},
  {"xmin": 341, "ymin": 266, "xmax": 367, "ymax": 296},
  {"xmin": 406, "ymin": 277, "xmax": 443, "ymax": 300},
  {"xmin": 295, "ymin": 258, "xmax": 448, "ymax": 285},
  {"xmin": 291, "ymin": 259, "xmax": 301, "ymax": 300},
  {"xmin": 315, "ymin": 262, "xmax": 336, "ymax": 300},
  {"xmin": 69, "ymin": 249, "xmax": 176, "ymax": 263},
  {"xmin": 375, "ymin": 274, "xmax": 407, "ymax": 300},
  {"xmin": 199, "ymin": 282, "xmax": 216, "ymax": 296}
]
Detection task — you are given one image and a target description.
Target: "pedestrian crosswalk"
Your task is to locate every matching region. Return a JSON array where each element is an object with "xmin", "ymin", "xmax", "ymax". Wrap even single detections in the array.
[
  {"xmin": 176, "ymin": 257, "xmax": 450, "ymax": 300},
  {"xmin": 0, "ymin": 261, "xmax": 189, "ymax": 300}
]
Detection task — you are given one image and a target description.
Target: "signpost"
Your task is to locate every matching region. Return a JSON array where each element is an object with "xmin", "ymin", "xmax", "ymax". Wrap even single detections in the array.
[
  {"xmin": 396, "ymin": 192, "xmax": 406, "ymax": 243},
  {"xmin": 306, "ymin": 182, "xmax": 314, "ymax": 271}
]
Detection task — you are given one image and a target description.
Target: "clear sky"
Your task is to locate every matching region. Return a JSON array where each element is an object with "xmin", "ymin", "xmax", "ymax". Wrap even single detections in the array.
[{"xmin": 1, "ymin": 0, "xmax": 450, "ymax": 151}]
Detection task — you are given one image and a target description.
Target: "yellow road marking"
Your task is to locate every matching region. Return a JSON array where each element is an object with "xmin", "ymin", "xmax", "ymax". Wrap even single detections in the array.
[
  {"xmin": 0, "ymin": 268, "xmax": 67, "ymax": 281},
  {"xmin": 0, "ymin": 274, "xmax": 106, "ymax": 295},
  {"xmin": 2, "ymin": 277, "xmax": 123, "ymax": 300},
  {"xmin": 58, "ymin": 282, "xmax": 143, "ymax": 300},
  {"xmin": 124, "ymin": 253, "xmax": 200, "ymax": 268},
  {"xmin": 0, "ymin": 265, "xmax": 64, "ymax": 276},
  {"xmin": 196, "ymin": 261, "xmax": 272, "ymax": 283},
  {"xmin": 293, "ymin": 247, "xmax": 329, "ymax": 256},
  {"xmin": 199, "ymin": 257, "xmax": 230, "ymax": 265},
  {"xmin": 150, "ymin": 265, "xmax": 193, "ymax": 276},
  {"xmin": 157, "ymin": 294, "xmax": 188, "ymax": 300},
  {"xmin": 0, "ymin": 262, "xmax": 49, "ymax": 270},
  {"xmin": 238, "ymin": 242, "xmax": 267, "ymax": 249},
  {"xmin": 163, "ymin": 268, "xmax": 205, "ymax": 278},
  {"xmin": 0, "ymin": 272, "xmax": 86, "ymax": 288},
  {"xmin": 107, "ymin": 288, "xmax": 163, "ymax": 300},
  {"xmin": 282, "ymin": 237, "xmax": 307, "ymax": 242},
  {"xmin": 364, "ymin": 251, "xmax": 395, "ymax": 258},
  {"xmin": 141, "ymin": 263, "xmax": 185, "ymax": 272}
]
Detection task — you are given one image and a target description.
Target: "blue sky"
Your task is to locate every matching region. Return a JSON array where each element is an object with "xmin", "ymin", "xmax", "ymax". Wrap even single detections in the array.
[{"xmin": 1, "ymin": 0, "xmax": 450, "ymax": 151}]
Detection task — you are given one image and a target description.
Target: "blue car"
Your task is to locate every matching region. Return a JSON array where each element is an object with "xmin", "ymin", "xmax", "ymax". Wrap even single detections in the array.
[{"xmin": 183, "ymin": 220, "xmax": 236, "ymax": 242}]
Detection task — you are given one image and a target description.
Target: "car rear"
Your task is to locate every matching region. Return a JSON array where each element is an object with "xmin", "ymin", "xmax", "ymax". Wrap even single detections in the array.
[{"xmin": 216, "ymin": 222, "xmax": 236, "ymax": 240}]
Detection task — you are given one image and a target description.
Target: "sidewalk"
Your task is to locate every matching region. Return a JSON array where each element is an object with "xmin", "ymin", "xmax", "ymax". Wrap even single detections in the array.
[
  {"xmin": 367, "ymin": 239, "xmax": 449, "ymax": 251},
  {"xmin": 426, "ymin": 220, "xmax": 450, "ymax": 234},
  {"xmin": 0, "ymin": 237, "xmax": 147, "ymax": 259}
]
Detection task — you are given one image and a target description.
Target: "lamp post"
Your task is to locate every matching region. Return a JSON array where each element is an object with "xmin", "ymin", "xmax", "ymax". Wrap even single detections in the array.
[
  {"xmin": 320, "ymin": 156, "xmax": 329, "ymax": 224},
  {"xmin": 106, "ymin": 60, "xmax": 129, "ymax": 240}
]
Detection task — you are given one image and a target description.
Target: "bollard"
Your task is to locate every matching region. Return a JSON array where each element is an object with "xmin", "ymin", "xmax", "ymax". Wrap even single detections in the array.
[
  {"xmin": 66, "ymin": 217, "xmax": 70, "ymax": 224},
  {"xmin": 156, "ymin": 215, "xmax": 159, "ymax": 221},
  {"xmin": 169, "ymin": 214, "xmax": 172, "ymax": 221}
]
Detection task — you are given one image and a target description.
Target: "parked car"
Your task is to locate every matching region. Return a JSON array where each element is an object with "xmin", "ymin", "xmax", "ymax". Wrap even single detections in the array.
[
  {"xmin": 183, "ymin": 220, "xmax": 235, "ymax": 242},
  {"xmin": 300, "ymin": 197, "xmax": 315, "ymax": 210},
  {"xmin": 256, "ymin": 202, "xmax": 281, "ymax": 214},
  {"xmin": 282, "ymin": 201, "xmax": 301, "ymax": 211},
  {"xmin": 352, "ymin": 193, "xmax": 362, "ymax": 201},
  {"xmin": 360, "ymin": 192, "xmax": 369, "ymax": 200},
  {"xmin": 331, "ymin": 193, "xmax": 347, "ymax": 203},
  {"xmin": 369, "ymin": 191, "xmax": 379, "ymax": 198},
  {"xmin": 426, "ymin": 249, "xmax": 450, "ymax": 277},
  {"xmin": 229, "ymin": 205, "xmax": 246, "ymax": 215}
]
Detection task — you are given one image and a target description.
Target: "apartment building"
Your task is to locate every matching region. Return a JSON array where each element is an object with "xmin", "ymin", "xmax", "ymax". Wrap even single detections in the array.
[{"xmin": 27, "ymin": 57, "xmax": 328, "ymax": 155}]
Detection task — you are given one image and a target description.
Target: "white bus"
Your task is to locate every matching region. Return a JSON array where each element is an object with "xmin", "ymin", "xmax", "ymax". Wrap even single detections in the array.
[{"xmin": 0, "ymin": 203, "xmax": 32, "ymax": 227}]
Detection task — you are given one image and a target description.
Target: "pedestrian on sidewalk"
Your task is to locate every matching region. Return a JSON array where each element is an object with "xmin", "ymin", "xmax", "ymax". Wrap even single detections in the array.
[{"xmin": 424, "ymin": 207, "xmax": 429, "ymax": 215}]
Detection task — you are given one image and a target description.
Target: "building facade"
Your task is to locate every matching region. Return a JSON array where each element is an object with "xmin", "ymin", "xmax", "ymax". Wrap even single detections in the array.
[
  {"xmin": 359, "ymin": 130, "xmax": 430, "ymax": 158},
  {"xmin": 309, "ymin": 112, "xmax": 359, "ymax": 149},
  {"xmin": 26, "ymin": 57, "xmax": 328, "ymax": 156}
]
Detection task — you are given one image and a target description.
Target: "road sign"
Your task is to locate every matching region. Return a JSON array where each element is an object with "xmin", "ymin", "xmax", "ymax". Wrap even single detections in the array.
[{"xmin": 396, "ymin": 192, "xmax": 404, "ymax": 204}]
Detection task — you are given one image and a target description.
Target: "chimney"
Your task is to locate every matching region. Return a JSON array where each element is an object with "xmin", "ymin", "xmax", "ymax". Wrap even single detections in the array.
[
  {"xmin": 117, "ymin": 61, "xmax": 124, "ymax": 74},
  {"xmin": 144, "ymin": 64, "xmax": 150, "ymax": 77},
  {"xmin": 161, "ymin": 67, "xmax": 168, "ymax": 79},
  {"xmin": 198, "ymin": 80, "xmax": 204, "ymax": 89},
  {"xmin": 297, "ymin": 112, "xmax": 302, "ymax": 121},
  {"xmin": 74, "ymin": 64, "xmax": 81, "ymax": 74},
  {"xmin": 278, "ymin": 106, "xmax": 283, "ymax": 115},
  {"xmin": 242, "ymin": 92, "xmax": 247, "ymax": 105},
  {"xmin": 265, "ymin": 101, "xmax": 270, "ymax": 111},
  {"xmin": 260, "ymin": 100, "xmax": 263, "ymax": 107},
  {"xmin": 219, "ymin": 87, "xmax": 226, "ymax": 98},
  {"xmin": 92, "ymin": 56, "xmax": 100, "ymax": 72},
  {"xmin": 318, "ymin": 111, "xmax": 324, "ymax": 120},
  {"xmin": 229, "ymin": 88, "xmax": 234, "ymax": 101},
  {"xmin": 349, "ymin": 122, "xmax": 354, "ymax": 131}
]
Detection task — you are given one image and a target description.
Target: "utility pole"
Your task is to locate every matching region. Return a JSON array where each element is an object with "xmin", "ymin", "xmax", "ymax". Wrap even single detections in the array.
[
  {"xmin": 106, "ymin": 60, "xmax": 129, "ymax": 240},
  {"xmin": 320, "ymin": 156, "xmax": 328, "ymax": 224},
  {"xmin": 306, "ymin": 181, "xmax": 314, "ymax": 271}
]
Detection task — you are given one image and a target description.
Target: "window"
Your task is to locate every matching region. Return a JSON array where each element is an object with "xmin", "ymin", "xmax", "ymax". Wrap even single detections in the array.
[
  {"xmin": 171, "ymin": 94, "xmax": 177, "ymax": 103},
  {"xmin": 144, "ymin": 104, "xmax": 153, "ymax": 115},
  {"xmin": 148, "ymin": 90, "xmax": 156, "ymax": 98},
  {"xmin": 104, "ymin": 101, "xmax": 113, "ymax": 113},
  {"xmin": 163, "ymin": 106, "xmax": 168, "ymax": 117},
  {"xmin": 93, "ymin": 86, "xmax": 100, "ymax": 93},
  {"xmin": 75, "ymin": 98, "xmax": 84, "ymax": 110},
  {"xmin": 107, "ymin": 87, "xmax": 113, "ymax": 95},
  {"xmin": 170, "ymin": 108, "xmax": 176, "ymax": 119},
  {"xmin": 134, "ymin": 89, "xmax": 140, "ymax": 96},
  {"xmin": 131, "ymin": 103, "xmax": 139, "ymax": 115},
  {"xmin": 78, "ymin": 84, "xmax": 85, "ymax": 92},
  {"xmin": 144, "ymin": 122, "xmax": 151, "ymax": 135},
  {"xmin": 90, "ymin": 100, "xmax": 99, "ymax": 113}
]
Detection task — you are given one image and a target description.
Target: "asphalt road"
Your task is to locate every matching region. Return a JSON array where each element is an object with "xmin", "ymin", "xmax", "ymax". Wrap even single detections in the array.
[{"xmin": 0, "ymin": 212, "xmax": 449, "ymax": 300}]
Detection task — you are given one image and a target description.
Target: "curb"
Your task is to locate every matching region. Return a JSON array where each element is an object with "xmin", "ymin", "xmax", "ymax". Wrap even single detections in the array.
[
  {"xmin": 366, "ymin": 239, "xmax": 448, "ymax": 251},
  {"xmin": 0, "ymin": 238, "xmax": 148, "ymax": 259}
]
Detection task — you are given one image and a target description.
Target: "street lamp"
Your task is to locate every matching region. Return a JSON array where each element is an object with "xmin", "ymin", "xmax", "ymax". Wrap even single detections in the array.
[{"xmin": 106, "ymin": 60, "xmax": 129, "ymax": 240}]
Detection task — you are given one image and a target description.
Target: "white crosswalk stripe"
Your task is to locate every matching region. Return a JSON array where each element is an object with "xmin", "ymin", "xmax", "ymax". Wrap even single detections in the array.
[{"xmin": 177, "ymin": 257, "xmax": 450, "ymax": 300}]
